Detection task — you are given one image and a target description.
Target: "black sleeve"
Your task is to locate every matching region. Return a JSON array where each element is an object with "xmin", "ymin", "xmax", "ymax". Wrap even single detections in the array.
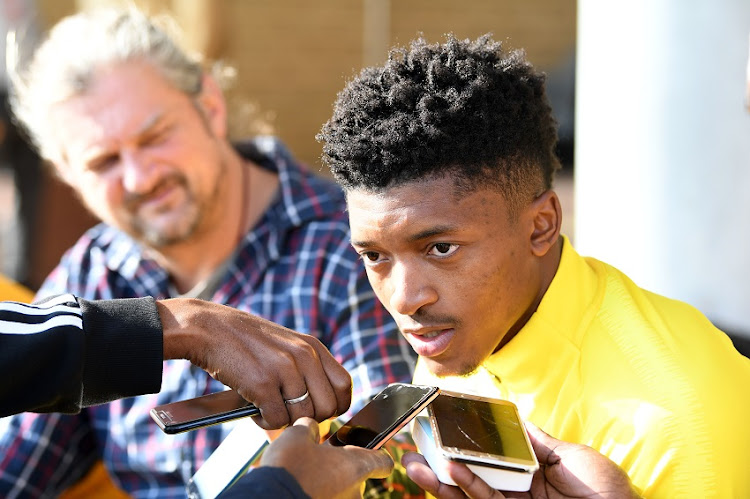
[
  {"xmin": 218, "ymin": 467, "xmax": 311, "ymax": 499},
  {"xmin": 0, "ymin": 295, "xmax": 163, "ymax": 417},
  {"xmin": 77, "ymin": 296, "xmax": 163, "ymax": 406}
]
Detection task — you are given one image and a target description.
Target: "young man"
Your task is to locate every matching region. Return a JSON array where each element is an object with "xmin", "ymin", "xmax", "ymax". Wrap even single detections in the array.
[
  {"xmin": 0, "ymin": 7, "xmax": 414, "ymax": 497},
  {"xmin": 319, "ymin": 35, "xmax": 750, "ymax": 497}
]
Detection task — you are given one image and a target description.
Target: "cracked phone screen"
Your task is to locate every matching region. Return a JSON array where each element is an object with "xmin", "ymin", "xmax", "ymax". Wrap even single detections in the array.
[{"xmin": 432, "ymin": 394, "xmax": 533, "ymax": 460}]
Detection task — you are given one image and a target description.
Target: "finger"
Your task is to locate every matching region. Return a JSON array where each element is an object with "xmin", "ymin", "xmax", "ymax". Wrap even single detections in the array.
[
  {"xmin": 292, "ymin": 417, "xmax": 321, "ymax": 443},
  {"xmin": 527, "ymin": 467, "xmax": 551, "ymax": 498},
  {"xmin": 282, "ymin": 381, "xmax": 315, "ymax": 424},
  {"xmin": 299, "ymin": 358, "xmax": 340, "ymax": 422},
  {"xmin": 241, "ymin": 363, "xmax": 305, "ymax": 430},
  {"xmin": 250, "ymin": 371, "xmax": 310, "ymax": 429},
  {"xmin": 523, "ymin": 422, "xmax": 556, "ymax": 465},
  {"xmin": 344, "ymin": 447, "xmax": 395, "ymax": 480},
  {"xmin": 259, "ymin": 422, "xmax": 316, "ymax": 468},
  {"xmin": 448, "ymin": 461, "xmax": 506, "ymax": 499},
  {"xmin": 306, "ymin": 337, "xmax": 352, "ymax": 417},
  {"xmin": 250, "ymin": 392, "xmax": 290, "ymax": 430},
  {"xmin": 402, "ymin": 452, "xmax": 466, "ymax": 499}
]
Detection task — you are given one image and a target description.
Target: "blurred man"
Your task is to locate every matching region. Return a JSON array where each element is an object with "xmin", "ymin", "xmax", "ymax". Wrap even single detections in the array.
[
  {"xmin": 0, "ymin": 7, "xmax": 415, "ymax": 497},
  {"xmin": 319, "ymin": 34, "xmax": 750, "ymax": 497}
]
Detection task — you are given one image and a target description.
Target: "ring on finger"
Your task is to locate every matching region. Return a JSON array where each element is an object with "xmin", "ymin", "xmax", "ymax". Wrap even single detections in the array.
[{"xmin": 284, "ymin": 390, "xmax": 310, "ymax": 405}]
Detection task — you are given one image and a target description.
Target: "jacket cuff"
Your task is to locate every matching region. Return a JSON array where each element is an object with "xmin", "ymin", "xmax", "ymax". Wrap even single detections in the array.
[{"xmin": 77, "ymin": 296, "xmax": 163, "ymax": 405}]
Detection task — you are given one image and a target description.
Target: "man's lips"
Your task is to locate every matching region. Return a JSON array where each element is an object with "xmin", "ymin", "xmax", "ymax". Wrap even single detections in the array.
[
  {"xmin": 129, "ymin": 180, "xmax": 181, "ymax": 213},
  {"xmin": 402, "ymin": 326, "xmax": 455, "ymax": 358}
]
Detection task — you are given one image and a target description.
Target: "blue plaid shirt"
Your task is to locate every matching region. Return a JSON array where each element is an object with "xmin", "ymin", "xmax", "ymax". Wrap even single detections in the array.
[{"xmin": 0, "ymin": 137, "xmax": 416, "ymax": 498}]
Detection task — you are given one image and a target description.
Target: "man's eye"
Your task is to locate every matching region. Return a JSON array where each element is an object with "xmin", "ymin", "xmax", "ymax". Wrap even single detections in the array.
[
  {"xmin": 88, "ymin": 155, "xmax": 119, "ymax": 173},
  {"xmin": 144, "ymin": 131, "xmax": 168, "ymax": 147},
  {"xmin": 429, "ymin": 243, "xmax": 459, "ymax": 257},
  {"xmin": 362, "ymin": 251, "xmax": 381, "ymax": 262}
]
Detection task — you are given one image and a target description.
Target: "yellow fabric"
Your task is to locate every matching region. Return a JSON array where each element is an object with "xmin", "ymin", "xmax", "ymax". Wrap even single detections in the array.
[
  {"xmin": 414, "ymin": 236, "xmax": 750, "ymax": 498},
  {"xmin": 0, "ymin": 274, "xmax": 34, "ymax": 303},
  {"xmin": 59, "ymin": 461, "xmax": 131, "ymax": 499}
]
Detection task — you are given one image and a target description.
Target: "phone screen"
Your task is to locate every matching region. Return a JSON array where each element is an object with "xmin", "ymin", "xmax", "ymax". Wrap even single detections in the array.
[
  {"xmin": 430, "ymin": 393, "xmax": 533, "ymax": 462},
  {"xmin": 150, "ymin": 390, "xmax": 260, "ymax": 434},
  {"xmin": 327, "ymin": 383, "xmax": 439, "ymax": 449}
]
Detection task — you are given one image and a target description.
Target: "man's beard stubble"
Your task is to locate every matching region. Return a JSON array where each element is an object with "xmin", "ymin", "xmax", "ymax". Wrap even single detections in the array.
[{"xmin": 126, "ymin": 174, "xmax": 204, "ymax": 248}]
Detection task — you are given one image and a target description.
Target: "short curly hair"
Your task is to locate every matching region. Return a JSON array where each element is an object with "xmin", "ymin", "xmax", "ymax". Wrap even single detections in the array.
[{"xmin": 318, "ymin": 34, "xmax": 561, "ymax": 214}]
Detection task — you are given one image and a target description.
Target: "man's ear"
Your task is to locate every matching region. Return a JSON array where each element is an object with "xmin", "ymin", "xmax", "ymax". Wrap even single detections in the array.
[
  {"xmin": 195, "ymin": 72, "xmax": 228, "ymax": 138},
  {"xmin": 528, "ymin": 190, "xmax": 562, "ymax": 257}
]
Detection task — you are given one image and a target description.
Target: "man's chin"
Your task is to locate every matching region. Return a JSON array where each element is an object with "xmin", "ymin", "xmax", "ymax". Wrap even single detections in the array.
[
  {"xmin": 131, "ymin": 217, "xmax": 197, "ymax": 248},
  {"xmin": 423, "ymin": 356, "xmax": 480, "ymax": 378}
]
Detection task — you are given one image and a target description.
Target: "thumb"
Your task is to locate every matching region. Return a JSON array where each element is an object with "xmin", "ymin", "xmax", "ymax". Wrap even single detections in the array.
[
  {"xmin": 291, "ymin": 417, "xmax": 320, "ymax": 443},
  {"xmin": 523, "ymin": 422, "xmax": 559, "ymax": 465},
  {"xmin": 345, "ymin": 447, "xmax": 395, "ymax": 480}
]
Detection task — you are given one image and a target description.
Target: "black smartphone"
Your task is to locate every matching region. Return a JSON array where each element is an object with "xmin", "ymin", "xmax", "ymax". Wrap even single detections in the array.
[
  {"xmin": 150, "ymin": 390, "xmax": 260, "ymax": 435},
  {"xmin": 326, "ymin": 383, "xmax": 440, "ymax": 449}
]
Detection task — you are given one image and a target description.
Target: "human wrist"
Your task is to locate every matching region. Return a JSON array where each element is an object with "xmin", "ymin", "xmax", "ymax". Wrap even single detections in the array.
[{"xmin": 157, "ymin": 298, "xmax": 208, "ymax": 362}]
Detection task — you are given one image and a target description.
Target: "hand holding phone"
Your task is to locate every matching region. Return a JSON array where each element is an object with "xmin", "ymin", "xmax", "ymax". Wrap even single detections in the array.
[
  {"xmin": 412, "ymin": 391, "xmax": 538, "ymax": 492},
  {"xmin": 326, "ymin": 383, "xmax": 439, "ymax": 449}
]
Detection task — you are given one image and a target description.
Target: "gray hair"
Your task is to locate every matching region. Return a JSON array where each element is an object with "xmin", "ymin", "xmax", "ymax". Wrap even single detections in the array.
[{"xmin": 8, "ymin": 7, "xmax": 204, "ymax": 160}]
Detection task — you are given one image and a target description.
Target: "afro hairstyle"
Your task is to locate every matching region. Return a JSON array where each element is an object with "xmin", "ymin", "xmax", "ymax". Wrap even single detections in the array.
[{"xmin": 318, "ymin": 34, "xmax": 561, "ymax": 212}]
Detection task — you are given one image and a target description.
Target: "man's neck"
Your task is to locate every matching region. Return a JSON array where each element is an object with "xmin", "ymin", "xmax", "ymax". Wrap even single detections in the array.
[{"xmin": 495, "ymin": 235, "xmax": 564, "ymax": 351}]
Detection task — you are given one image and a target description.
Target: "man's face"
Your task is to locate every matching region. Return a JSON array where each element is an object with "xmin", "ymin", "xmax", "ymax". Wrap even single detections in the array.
[
  {"xmin": 47, "ymin": 60, "xmax": 227, "ymax": 247},
  {"xmin": 348, "ymin": 176, "xmax": 545, "ymax": 377}
]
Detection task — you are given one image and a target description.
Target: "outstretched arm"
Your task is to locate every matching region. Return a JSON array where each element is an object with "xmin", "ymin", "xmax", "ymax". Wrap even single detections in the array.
[
  {"xmin": 1, "ymin": 295, "xmax": 353, "ymax": 430},
  {"xmin": 157, "ymin": 297, "xmax": 352, "ymax": 429}
]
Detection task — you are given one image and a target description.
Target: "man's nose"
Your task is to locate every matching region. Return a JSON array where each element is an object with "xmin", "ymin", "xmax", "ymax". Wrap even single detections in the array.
[
  {"xmin": 388, "ymin": 261, "xmax": 438, "ymax": 317},
  {"xmin": 120, "ymin": 149, "xmax": 157, "ymax": 194}
]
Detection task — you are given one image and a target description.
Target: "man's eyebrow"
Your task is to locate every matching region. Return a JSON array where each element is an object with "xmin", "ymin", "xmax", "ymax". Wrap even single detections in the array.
[
  {"xmin": 135, "ymin": 110, "xmax": 166, "ymax": 136},
  {"xmin": 351, "ymin": 225, "xmax": 459, "ymax": 248},
  {"xmin": 407, "ymin": 225, "xmax": 458, "ymax": 242},
  {"xmin": 350, "ymin": 238, "xmax": 374, "ymax": 248},
  {"xmin": 79, "ymin": 111, "xmax": 165, "ymax": 165}
]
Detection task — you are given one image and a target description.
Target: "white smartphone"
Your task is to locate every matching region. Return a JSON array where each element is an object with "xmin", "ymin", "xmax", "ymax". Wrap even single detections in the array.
[
  {"xmin": 326, "ymin": 383, "xmax": 440, "ymax": 449},
  {"xmin": 419, "ymin": 391, "xmax": 539, "ymax": 491}
]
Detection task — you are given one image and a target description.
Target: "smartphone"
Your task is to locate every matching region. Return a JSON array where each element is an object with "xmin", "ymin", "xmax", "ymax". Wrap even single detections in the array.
[
  {"xmin": 150, "ymin": 390, "xmax": 260, "ymax": 435},
  {"xmin": 428, "ymin": 392, "xmax": 538, "ymax": 472},
  {"xmin": 326, "ymin": 383, "xmax": 440, "ymax": 449}
]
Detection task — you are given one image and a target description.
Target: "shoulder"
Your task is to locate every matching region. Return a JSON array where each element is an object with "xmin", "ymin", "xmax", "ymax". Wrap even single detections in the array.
[
  {"xmin": 37, "ymin": 224, "xmax": 146, "ymax": 298},
  {"xmin": 581, "ymin": 256, "xmax": 750, "ymax": 420}
]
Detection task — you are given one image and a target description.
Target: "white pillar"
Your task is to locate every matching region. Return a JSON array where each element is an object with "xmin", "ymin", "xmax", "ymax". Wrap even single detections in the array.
[{"xmin": 575, "ymin": 0, "xmax": 750, "ymax": 336}]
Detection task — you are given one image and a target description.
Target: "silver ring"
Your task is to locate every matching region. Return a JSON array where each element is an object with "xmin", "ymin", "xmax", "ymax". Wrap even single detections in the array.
[{"xmin": 284, "ymin": 390, "xmax": 310, "ymax": 405}]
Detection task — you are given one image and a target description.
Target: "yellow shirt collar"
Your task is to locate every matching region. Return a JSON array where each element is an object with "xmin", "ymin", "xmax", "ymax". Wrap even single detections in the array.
[{"xmin": 485, "ymin": 235, "xmax": 601, "ymax": 384}]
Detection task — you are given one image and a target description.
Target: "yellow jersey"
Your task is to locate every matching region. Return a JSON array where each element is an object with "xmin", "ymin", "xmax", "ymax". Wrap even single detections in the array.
[{"xmin": 414, "ymin": 236, "xmax": 750, "ymax": 498}]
